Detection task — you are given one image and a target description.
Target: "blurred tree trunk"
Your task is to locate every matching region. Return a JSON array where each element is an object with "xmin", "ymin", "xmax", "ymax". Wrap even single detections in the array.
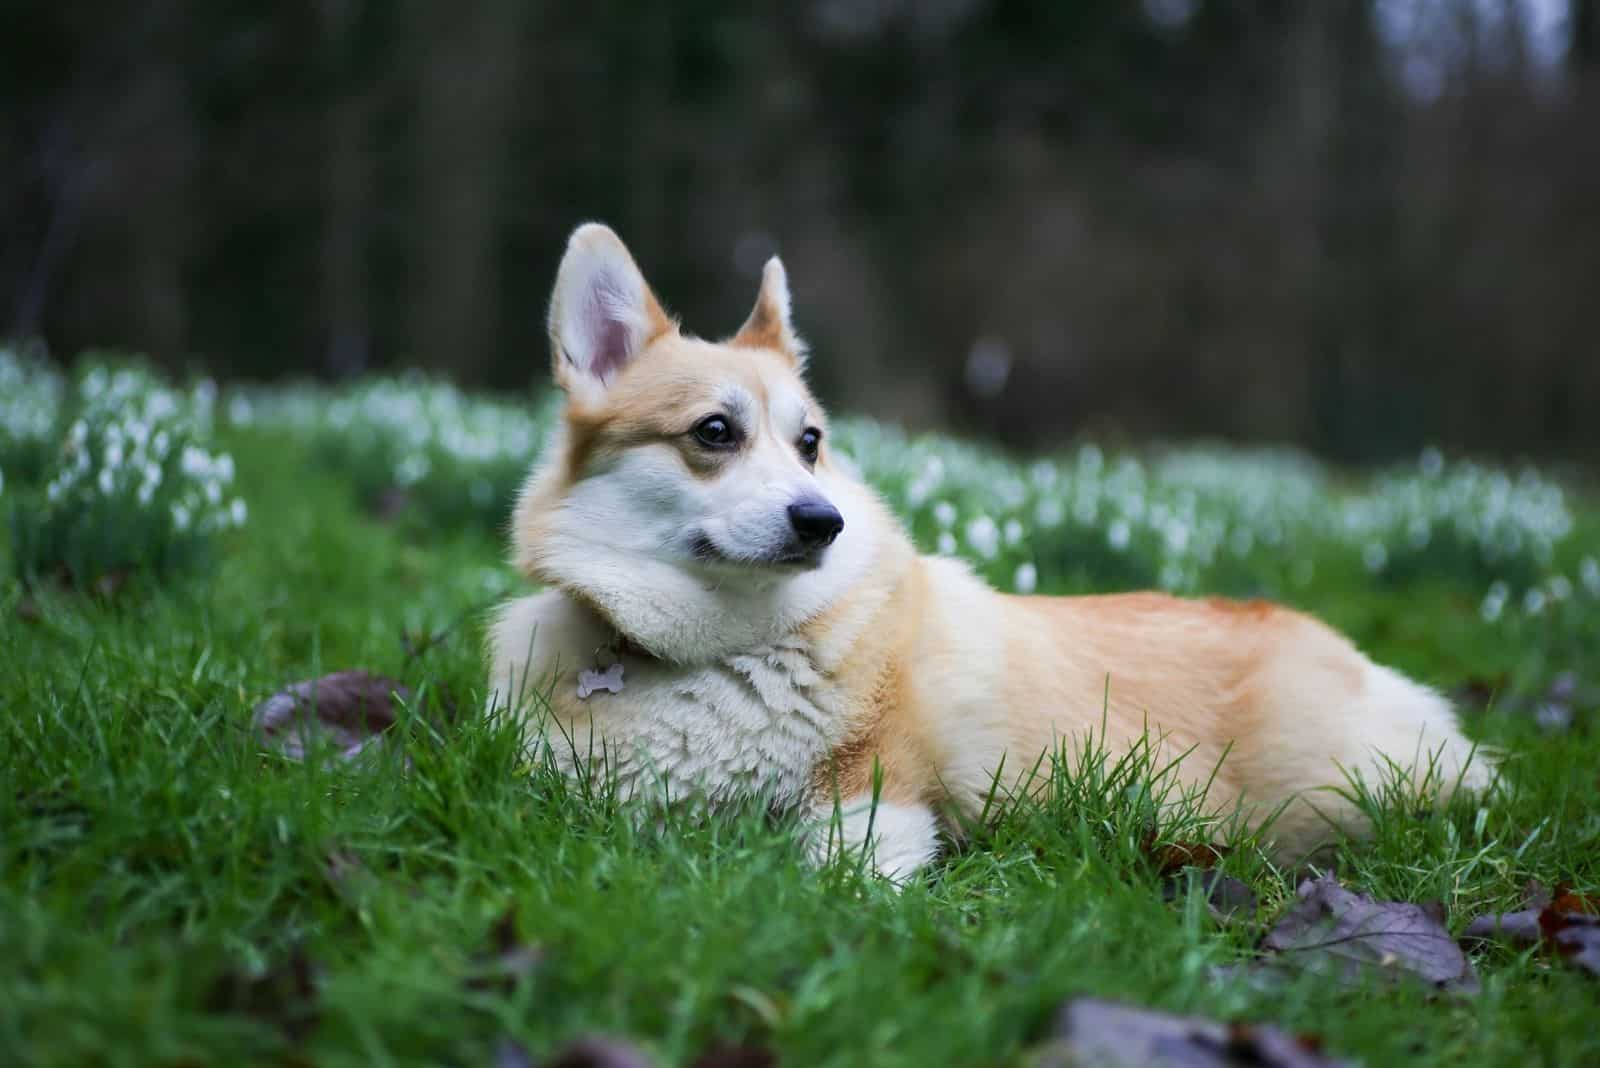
[
  {"xmin": 319, "ymin": 0, "xmax": 374, "ymax": 377},
  {"xmin": 124, "ymin": 60, "xmax": 192, "ymax": 370},
  {"xmin": 407, "ymin": 0, "xmax": 522, "ymax": 378},
  {"xmin": 1574, "ymin": 0, "xmax": 1598, "ymax": 70},
  {"xmin": 1303, "ymin": 0, "xmax": 1402, "ymax": 461}
]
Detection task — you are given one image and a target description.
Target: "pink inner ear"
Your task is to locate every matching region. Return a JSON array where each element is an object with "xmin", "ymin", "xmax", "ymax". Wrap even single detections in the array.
[
  {"xmin": 578, "ymin": 272, "xmax": 633, "ymax": 383},
  {"xmin": 587, "ymin": 316, "xmax": 630, "ymax": 383}
]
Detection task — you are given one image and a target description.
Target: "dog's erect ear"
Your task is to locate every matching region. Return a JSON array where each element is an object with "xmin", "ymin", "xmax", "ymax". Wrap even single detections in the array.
[
  {"xmin": 548, "ymin": 223, "xmax": 673, "ymax": 397},
  {"xmin": 731, "ymin": 256, "xmax": 806, "ymax": 365}
]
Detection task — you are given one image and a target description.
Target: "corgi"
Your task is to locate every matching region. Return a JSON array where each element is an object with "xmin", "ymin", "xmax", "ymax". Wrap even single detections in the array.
[{"xmin": 487, "ymin": 223, "xmax": 1493, "ymax": 880}]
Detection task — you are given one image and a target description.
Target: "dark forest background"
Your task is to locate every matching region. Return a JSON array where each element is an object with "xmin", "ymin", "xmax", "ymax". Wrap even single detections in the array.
[{"xmin": 3, "ymin": 0, "xmax": 1597, "ymax": 462}]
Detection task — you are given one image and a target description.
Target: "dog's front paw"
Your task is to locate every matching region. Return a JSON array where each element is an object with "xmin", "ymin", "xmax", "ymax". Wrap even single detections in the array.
[{"xmin": 806, "ymin": 795, "xmax": 940, "ymax": 885}]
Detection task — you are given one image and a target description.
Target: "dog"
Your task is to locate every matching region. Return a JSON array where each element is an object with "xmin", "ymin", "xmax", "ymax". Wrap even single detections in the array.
[{"xmin": 487, "ymin": 223, "xmax": 1493, "ymax": 880}]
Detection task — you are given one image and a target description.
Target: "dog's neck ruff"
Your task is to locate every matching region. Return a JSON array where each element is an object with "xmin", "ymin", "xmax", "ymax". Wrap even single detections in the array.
[{"xmin": 536, "ymin": 479, "xmax": 884, "ymax": 666}]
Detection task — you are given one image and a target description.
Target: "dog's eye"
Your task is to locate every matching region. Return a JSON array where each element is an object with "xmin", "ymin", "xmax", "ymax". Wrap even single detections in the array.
[
  {"xmin": 692, "ymin": 415, "xmax": 736, "ymax": 448},
  {"xmin": 798, "ymin": 427, "xmax": 822, "ymax": 464}
]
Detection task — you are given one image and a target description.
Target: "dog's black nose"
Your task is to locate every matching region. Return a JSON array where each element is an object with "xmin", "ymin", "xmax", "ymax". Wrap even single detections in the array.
[{"xmin": 788, "ymin": 498, "xmax": 844, "ymax": 547}]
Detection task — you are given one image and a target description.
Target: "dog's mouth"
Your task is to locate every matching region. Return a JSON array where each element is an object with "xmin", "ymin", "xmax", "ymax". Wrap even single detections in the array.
[{"xmin": 687, "ymin": 533, "xmax": 826, "ymax": 570}]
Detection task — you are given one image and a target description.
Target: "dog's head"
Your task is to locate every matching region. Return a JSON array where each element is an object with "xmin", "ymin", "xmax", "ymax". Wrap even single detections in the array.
[{"xmin": 513, "ymin": 223, "xmax": 880, "ymax": 662}]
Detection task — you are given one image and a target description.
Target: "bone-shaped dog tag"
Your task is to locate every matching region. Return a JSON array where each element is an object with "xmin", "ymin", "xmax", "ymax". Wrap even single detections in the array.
[{"xmin": 577, "ymin": 662, "xmax": 625, "ymax": 699}]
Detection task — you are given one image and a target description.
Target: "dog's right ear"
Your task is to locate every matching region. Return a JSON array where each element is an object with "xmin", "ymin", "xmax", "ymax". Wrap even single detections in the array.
[{"xmin": 548, "ymin": 223, "xmax": 673, "ymax": 400}]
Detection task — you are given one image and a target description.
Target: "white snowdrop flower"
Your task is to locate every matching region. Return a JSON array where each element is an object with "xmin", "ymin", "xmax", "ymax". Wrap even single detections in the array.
[
  {"xmin": 69, "ymin": 420, "xmax": 88, "ymax": 447},
  {"xmin": 932, "ymin": 500, "xmax": 957, "ymax": 529},
  {"xmin": 1072, "ymin": 497, "xmax": 1097, "ymax": 525},
  {"xmin": 172, "ymin": 503, "xmax": 192, "ymax": 532},
  {"xmin": 105, "ymin": 441, "xmax": 124, "ymax": 468},
  {"xmin": 937, "ymin": 531, "xmax": 957, "ymax": 555},
  {"xmin": 1035, "ymin": 497, "xmax": 1064, "ymax": 528},
  {"xmin": 1479, "ymin": 589, "xmax": 1505, "ymax": 623},
  {"xmin": 1522, "ymin": 588, "xmax": 1546, "ymax": 616},
  {"xmin": 47, "ymin": 480, "xmax": 62, "ymax": 503},
  {"xmin": 228, "ymin": 394, "xmax": 254, "ymax": 425},
  {"xmin": 1362, "ymin": 542, "xmax": 1388, "ymax": 573},
  {"xmin": 204, "ymin": 480, "xmax": 222, "ymax": 505},
  {"xmin": 137, "ymin": 481, "xmax": 155, "ymax": 506},
  {"xmin": 1420, "ymin": 447, "xmax": 1444, "ymax": 478},
  {"xmin": 1107, "ymin": 518, "xmax": 1131, "ymax": 551},
  {"xmin": 97, "ymin": 467, "xmax": 115, "ymax": 494},
  {"xmin": 229, "ymin": 498, "xmax": 248, "ymax": 526},
  {"xmin": 1548, "ymin": 575, "xmax": 1572, "ymax": 601},
  {"xmin": 216, "ymin": 454, "xmax": 235, "ymax": 483},
  {"xmin": 1003, "ymin": 518, "xmax": 1024, "ymax": 546},
  {"xmin": 396, "ymin": 452, "xmax": 430, "ymax": 487},
  {"xmin": 906, "ymin": 476, "xmax": 933, "ymax": 508},
  {"xmin": 1164, "ymin": 520, "xmax": 1189, "ymax": 554},
  {"xmin": 1581, "ymin": 557, "xmax": 1600, "ymax": 597},
  {"xmin": 1013, "ymin": 562, "xmax": 1038, "ymax": 594},
  {"xmin": 1407, "ymin": 517, "xmax": 1431, "ymax": 550},
  {"xmin": 180, "ymin": 445, "xmax": 208, "ymax": 478},
  {"xmin": 965, "ymin": 515, "xmax": 1000, "ymax": 560},
  {"xmin": 143, "ymin": 461, "xmax": 162, "ymax": 487}
]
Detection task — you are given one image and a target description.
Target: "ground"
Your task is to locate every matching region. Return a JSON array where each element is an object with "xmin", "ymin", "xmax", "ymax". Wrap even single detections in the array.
[{"xmin": 3, "ymin": 418, "xmax": 1598, "ymax": 1068}]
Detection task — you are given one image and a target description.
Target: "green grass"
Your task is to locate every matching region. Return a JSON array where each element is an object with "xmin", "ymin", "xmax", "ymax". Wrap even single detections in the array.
[{"xmin": 3, "ymin": 425, "xmax": 1599, "ymax": 1068}]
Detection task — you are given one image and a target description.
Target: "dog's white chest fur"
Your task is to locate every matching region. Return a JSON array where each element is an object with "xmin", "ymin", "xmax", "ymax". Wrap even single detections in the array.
[{"xmin": 491, "ymin": 593, "xmax": 844, "ymax": 806}]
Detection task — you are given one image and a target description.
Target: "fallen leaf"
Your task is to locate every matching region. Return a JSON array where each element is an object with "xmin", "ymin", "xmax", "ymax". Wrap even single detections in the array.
[
  {"xmin": 1261, "ymin": 875, "xmax": 1478, "ymax": 994},
  {"xmin": 1466, "ymin": 886, "xmax": 1600, "ymax": 978},
  {"xmin": 1162, "ymin": 867, "xmax": 1258, "ymax": 923},
  {"xmin": 468, "ymin": 907, "xmax": 545, "ymax": 992},
  {"xmin": 1142, "ymin": 832, "xmax": 1228, "ymax": 875},
  {"xmin": 1542, "ymin": 911, "xmax": 1600, "ymax": 976},
  {"xmin": 253, "ymin": 671, "xmax": 407, "ymax": 763},
  {"xmin": 688, "ymin": 1043, "xmax": 778, "ymax": 1068},
  {"xmin": 205, "ymin": 945, "xmax": 320, "ymax": 1045},
  {"xmin": 1461, "ymin": 908, "xmax": 1542, "ymax": 947},
  {"xmin": 543, "ymin": 1037, "xmax": 656, "ymax": 1068},
  {"xmin": 1549, "ymin": 887, "xmax": 1600, "ymax": 916},
  {"xmin": 1043, "ymin": 998, "xmax": 1354, "ymax": 1068},
  {"xmin": 495, "ymin": 1038, "xmax": 537, "ymax": 1068},
  {"xmin": 373, "ymin": 486, "xmax": 411, "ymax": 521}
]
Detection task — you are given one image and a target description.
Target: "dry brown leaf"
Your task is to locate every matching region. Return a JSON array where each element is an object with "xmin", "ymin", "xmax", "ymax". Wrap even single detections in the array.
[
  {"xmin": 253, "ymin": 671, "xmax": 407, "ymax": 763},
  {"xmin": 1044, "ymin": 997, "xmax": 1354, "ymax": 1068},
  {"xmin": 543, "ymin": 1037, "xmax": 656, "ymax": 1068},
  {"xmin": 1260, "ymin": 875, "xmax": 1479, "ymax": 994}
]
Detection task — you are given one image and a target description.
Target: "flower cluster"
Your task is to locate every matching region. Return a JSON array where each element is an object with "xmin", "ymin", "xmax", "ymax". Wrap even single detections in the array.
[
  {"xmin": 830, "ymin": 420, "xmax": 1583, "ymax": 621},
  {"xmin": 217, "ymin": 377, "xmax": 1588, "ymax": 626},
  {"xmin": 228, "ymin": 374, "xmax": 554, "ymax": 527},
  {"xmin": 0, "ymin": 345, "xmax": 66, "ymax": 485},
  {"xmin": 10, "ymin": 360, "xmax": 244, "ymax": 586},
  {"xmin": 75, "ymin": 360, "xmax": 218, "ymax": 435}
]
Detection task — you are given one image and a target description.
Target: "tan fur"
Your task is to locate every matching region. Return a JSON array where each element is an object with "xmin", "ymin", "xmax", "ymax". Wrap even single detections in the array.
[{"xmin": 488, "ymin": 223, "xmax": 1494, "ymax": 879}]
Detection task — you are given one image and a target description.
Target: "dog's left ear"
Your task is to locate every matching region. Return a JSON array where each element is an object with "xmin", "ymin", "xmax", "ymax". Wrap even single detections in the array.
[{"xmin": 731, "ymin": 257, "xmax": 806, "ymax": 366}]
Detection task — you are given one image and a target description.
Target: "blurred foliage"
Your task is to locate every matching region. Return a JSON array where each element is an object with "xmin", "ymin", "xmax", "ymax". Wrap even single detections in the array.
[{"xmin": 3, "ymin": 1, "xmax": 1599, "ymax": 464}]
